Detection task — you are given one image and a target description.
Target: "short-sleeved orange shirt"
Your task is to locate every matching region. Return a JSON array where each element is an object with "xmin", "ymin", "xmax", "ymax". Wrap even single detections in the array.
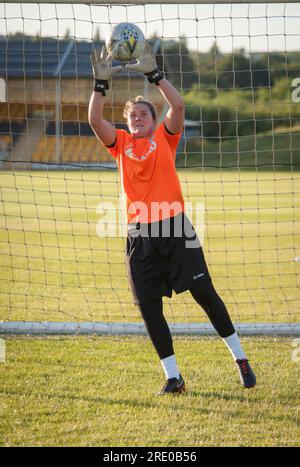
[{"xmin": 106, "ymin": 122, "xmax": 184, "ymax": 224}]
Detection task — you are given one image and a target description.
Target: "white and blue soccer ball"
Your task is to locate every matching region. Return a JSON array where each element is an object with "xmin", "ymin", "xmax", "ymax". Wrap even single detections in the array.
[{"xmin": 106, "ymin": 22, "xmax": 146, "ymax": 61}]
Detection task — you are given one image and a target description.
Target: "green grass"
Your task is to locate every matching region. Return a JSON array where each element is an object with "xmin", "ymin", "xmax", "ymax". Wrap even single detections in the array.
[
  {"xmin": 177, "ymin": 126, "xmax": 300, "ymax": 169},
  {"xmin": 0, "ymin": 168, "xmax": 299, "ymax": 323},
  {"xmin": 0, "ymin": 336, "xmax": 299, "ymax": 447},
  {"xmin": 0, "ymin": 148, "xmax": 299, "ymax": 447}
]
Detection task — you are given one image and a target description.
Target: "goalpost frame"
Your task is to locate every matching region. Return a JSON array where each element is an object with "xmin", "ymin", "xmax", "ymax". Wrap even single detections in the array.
[
  {"xmin": 1, "ymin": 0, "xmax": 299, "ymax": 336},
  {"xmin": 0, "ymin": 322, "xmax": 299, "ymax": 336},
  {"xmin": 1, "ymin": 0, "xmax": 300, "ymax": 3}
]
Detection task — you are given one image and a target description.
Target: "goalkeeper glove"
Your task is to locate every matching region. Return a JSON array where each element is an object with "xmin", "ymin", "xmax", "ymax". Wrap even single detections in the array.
[
  {"xmin": 125, "ymin": 42, "xmax": 164, "ymax": 85},
  {"xmin": 90, "ymin": 47, "xmax": 123, "ymax": 96}
]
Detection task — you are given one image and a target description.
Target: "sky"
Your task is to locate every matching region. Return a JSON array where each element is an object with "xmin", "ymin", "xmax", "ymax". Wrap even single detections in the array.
[{"xmin": 0, "ymin": 2, "xmax": 299, "ymax": 53}]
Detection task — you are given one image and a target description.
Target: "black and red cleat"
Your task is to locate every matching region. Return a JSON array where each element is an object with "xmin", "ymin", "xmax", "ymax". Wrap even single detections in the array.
[
  {"xmin": 236, "ymin": 359, "xmax": 256, "ymax": 388},
  {"xmin": 158, "ymin": 374, "xmax": 186, "ymax": 395}
]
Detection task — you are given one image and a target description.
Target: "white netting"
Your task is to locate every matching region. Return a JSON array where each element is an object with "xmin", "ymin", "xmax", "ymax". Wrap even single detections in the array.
[{"xmin": 0, "ymin": 2, "xmax": 299, "ymax": 334}]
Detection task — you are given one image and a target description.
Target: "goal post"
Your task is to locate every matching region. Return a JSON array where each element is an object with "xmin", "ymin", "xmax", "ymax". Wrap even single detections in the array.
[
  {"xmin": 0, "ymin": 0, "xmax": 299, "ymax": 336},
  {"xmin": 1, "ymin": 0, "xmax": 299, "ymax": 4}
]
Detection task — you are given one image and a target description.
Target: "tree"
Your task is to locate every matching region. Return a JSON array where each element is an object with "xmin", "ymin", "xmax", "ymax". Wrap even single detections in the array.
[
  {"xmin": 64, "ymin": 28, "xmax": 71, "ymax": 39},
  {"xmin": 93, "ymin": 27, "xmax": 101, "ymax": 41},
  {"xmin": 163, "ymin": 36, "xmax": 198, "ymax": 90}
]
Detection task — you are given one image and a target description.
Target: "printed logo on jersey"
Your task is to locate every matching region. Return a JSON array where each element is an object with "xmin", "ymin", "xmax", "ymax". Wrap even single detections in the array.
[{"xmin": 124, "ymin": 135, "xmax": 157, "ymax": 161}]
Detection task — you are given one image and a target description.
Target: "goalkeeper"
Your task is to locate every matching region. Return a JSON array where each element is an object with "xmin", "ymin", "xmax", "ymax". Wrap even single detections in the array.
[{"xmin": 89, "ymin": 44, "xmax": 256, "ymax": 394}]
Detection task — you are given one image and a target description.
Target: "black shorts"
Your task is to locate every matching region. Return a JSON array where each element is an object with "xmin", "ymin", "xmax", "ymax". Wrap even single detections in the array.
[{"xmin": 125, "ymin": 213, "xmax": 211, "ymax": 305}]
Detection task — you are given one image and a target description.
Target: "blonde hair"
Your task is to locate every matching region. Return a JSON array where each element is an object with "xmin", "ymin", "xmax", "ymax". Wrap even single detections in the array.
[{"xmin": 123, "ymin": 95, "xmax": 158, "ymax": 122}]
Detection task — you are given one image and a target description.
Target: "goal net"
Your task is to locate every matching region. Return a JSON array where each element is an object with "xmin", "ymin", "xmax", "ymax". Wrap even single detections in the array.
[{"xmin": 0, "ymin": 0, "xmax": 299, "ymax": 335}]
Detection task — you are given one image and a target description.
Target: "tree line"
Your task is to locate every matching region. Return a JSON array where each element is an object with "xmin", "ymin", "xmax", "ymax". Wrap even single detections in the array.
[
  {"xmin": 5, "ymin": 32, "xmax": 300, "ymax": 138},
  {"xmin": 160, "ymin": 37, "xmax": 300, "ymax": 138}
]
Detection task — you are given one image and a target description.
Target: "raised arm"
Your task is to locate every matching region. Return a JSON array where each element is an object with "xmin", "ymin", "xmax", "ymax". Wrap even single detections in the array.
[
  {"xmin": 88, "ymin": 48, "xmax": 123, "ymax": 146},
  {"xmin": 125, "ymin": 43, "xmax": 184, "ymax": 134},
  {"xmin": 156, "ymin": 78, "xmax": 184, "ymax": 135}
]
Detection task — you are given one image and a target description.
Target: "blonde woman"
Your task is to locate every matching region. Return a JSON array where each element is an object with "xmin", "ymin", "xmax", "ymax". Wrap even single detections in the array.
[{"xmin": 88, "ymin": 45, "xmax": 256, "ymax": 394}]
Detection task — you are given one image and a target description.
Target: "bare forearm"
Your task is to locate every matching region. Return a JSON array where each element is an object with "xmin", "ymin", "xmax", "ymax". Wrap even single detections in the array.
[
  {"xmin": 158, "ymin": 78, "xmax": 184, "ymax": 134},
  {"xmin": 157, "ymin": 78, "xmax": 184, "ymax": 111},
  {"xmin": 88, "ymin": 91, "xmax": 105, "ymax": 127},
  {"xmin": 88, "ymin": 91, "xmax": 116, "ymax": 146}
]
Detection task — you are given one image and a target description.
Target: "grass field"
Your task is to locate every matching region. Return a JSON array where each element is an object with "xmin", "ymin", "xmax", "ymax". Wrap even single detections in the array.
[
  {"xmin": 0, "ymin": 135, "xmax": 299, "ymax": 447},
  {"xmin": 0, "ymin": 335, "xmax": 299, "ymax": 447},
  {"xmin": 0, "ymin": 168, "xmax": 299, "ymax": 324},
  {"xmin": 177, "ymin": 125, "xmax": 300, "ymax": 169}
]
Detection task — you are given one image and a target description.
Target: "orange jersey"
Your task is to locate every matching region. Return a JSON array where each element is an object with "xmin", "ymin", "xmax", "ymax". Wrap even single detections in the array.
[{"xmin": 106, "ymin": 122, "xmax": 184, "ymax": 223}]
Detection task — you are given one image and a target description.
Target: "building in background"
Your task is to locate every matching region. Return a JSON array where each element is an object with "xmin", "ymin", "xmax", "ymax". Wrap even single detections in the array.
[{"xmin": 0, "ymin": 36, "xmax": 166, "ymax": 168}]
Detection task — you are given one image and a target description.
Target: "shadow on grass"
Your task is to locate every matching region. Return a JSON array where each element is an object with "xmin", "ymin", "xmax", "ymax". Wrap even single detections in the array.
[
  {"xmin": 1, "ymin": 387, "xmax": 211, "ymax": 415},
  {"xmin": 188, "ymin": 390, "xmax": 260, "ymax": 403}
]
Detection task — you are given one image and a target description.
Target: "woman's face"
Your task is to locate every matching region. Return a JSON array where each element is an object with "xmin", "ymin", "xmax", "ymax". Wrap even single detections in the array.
[{"xmin": 127, "ymin": 103, "xmax": 156, "ymax": 138}]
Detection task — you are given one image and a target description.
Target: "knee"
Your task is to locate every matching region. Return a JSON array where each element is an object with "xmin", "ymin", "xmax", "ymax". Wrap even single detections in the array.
[
  {"xmin": 190, "ymin": 280, "xmax": 214, "ymax": 303},
  {"xmin": 190, "ymin": 281, "xmax": 223, "ymax": 313},
  {"xmin": 138, "ymin": 298, "xmax": 163, "ymax": 322}
]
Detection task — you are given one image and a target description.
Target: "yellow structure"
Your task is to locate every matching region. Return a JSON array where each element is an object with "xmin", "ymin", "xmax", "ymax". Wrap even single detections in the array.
[{"xmin": 0, "ymin": 38, "xmax": 165, "ymax": 167}]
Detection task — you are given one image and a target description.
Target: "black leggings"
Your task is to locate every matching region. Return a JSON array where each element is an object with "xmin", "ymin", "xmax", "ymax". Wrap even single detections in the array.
[{"xmin": 138, "ymin": 281, "xmax": 235, "ymax": 360}]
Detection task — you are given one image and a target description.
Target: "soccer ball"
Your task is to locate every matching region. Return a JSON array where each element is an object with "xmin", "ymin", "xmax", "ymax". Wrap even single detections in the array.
[{"xmin": 105, "ymin": 22, "xmax": 146, "ymax": 61}]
